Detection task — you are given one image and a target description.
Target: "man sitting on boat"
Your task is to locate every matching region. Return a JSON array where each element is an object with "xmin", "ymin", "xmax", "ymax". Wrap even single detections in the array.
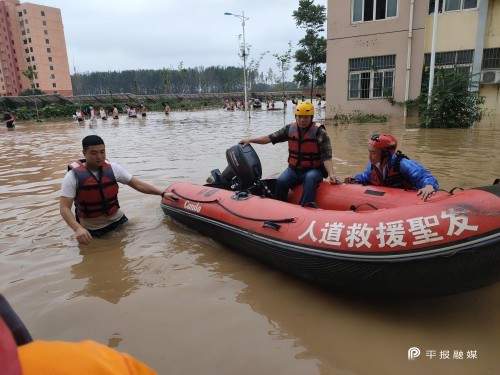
[
  {"xmin": 239, "ymin": 101, "xmax": 338, "ymax": 206},
  {"xmin": 344, "ymin": 134, "xmax": 439, "ymax": 201}
]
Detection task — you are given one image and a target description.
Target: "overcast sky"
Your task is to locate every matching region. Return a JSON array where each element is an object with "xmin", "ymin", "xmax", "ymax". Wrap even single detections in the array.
[{"xmin": 36, "ymin": 0, "xmax": 327, "ymax": 78}]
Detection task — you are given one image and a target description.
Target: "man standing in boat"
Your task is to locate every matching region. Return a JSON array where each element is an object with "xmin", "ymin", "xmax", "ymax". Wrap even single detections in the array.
[
  {"xmin": 344, "ymin": 134, "xmax": 439, "ymax": 201},
  {"xmin": 239, "ymin": 101, "xmax": 338, "ymax": 206},
  {"xmin": 60, "ymin": 135, "xmax": 175, "ymax": 245}
]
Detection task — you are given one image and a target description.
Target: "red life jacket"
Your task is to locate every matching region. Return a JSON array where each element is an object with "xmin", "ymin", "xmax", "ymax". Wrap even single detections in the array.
[
  {"xmin": 369, "ymin": 152, "xmax": 413, "ymax": 189},
  {"xmin": 0, "ymin": 319, "xmax": 22, "ymax": 375},
  {"xmin": 287, "ymin": 122, "xmax": 322, "ymax": 169},
  {"xmin": 68, "ymin": 159, "xmax": 120, "ymax": 218}
]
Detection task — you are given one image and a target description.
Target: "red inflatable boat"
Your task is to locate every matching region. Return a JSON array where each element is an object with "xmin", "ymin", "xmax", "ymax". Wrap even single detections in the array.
[{"xmin": 161, "ymin": 145, "xmax": 500, "ymax": 297}]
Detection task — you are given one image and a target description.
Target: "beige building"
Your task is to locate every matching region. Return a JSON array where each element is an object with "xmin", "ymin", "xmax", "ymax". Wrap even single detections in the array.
[
  {"xmin": 326, "ymin": 0, "xmax": 500, "ymax": 119},
  {"xmin": 0, "ymin": 0, "xmax": 72, "ymax": 96}
]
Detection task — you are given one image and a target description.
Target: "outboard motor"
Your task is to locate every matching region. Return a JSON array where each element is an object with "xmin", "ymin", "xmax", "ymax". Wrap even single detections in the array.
[
  {"xmin": 207, "ymin": 144, "xmax": 273, "ymax": 197},
  {"xmin": 225, "ymin": 144, "xmax": 262, "ymax": 188}
]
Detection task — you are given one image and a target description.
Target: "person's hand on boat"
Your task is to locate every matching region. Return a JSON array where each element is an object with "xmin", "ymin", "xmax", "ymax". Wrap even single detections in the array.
[
  {"xmin": 328, "ymin": 173, "xmax": 340, "ymax": 185},
  {"xmin": 417, "ymin": 184, "xmax": 435, "ymax": 201},
  {"xmin": 161, "ymin": 191, "xmax": 177, "ymax": 202},
  {"xmin": 75, "ymin": 226, "xmax": 92, "ymax": 245},
  {"xmin": 239, "ymin": 138, "xmax": 252, "ymax": 147}
]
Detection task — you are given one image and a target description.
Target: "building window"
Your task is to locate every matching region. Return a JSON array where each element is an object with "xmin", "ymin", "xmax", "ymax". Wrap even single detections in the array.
[
  {"xmin": 44, "ymin": 29, "xmax": 48, "ymax": 35},
  {"xmin": 445, "ymin": 0, "xmax": 477, "ymax": 11},
  {"xmin": 41, "ymin": 11, "xmax": 45, "ymax": 16},
  {"xmin": 26, "ymin": 57, "xmax": 31, "ymax": 63},
  {"xmin": 50, "ymin": 74, "xmax": 55, "ymax": 79},
  {"xmin": 52, "ymin": 83, "xmax": 56, "ymax": 88},
  {"xmin": 36, "ymin": 83, "xmax": 39, "ymax": 88},
  {"xmin": 28, "ymin": 37, "xmax": 31, "ymax": 43},
  {"xmin": 482, "ymin": 48, "xmax": 500, "ymax": 69},
  {"xmin": 31, "ymin": 56, "xmax": 35, "ymax": 61},
  {"xmin": 353, "ymin": 0, "xmax": 398, "ymax": 22},
  {"xmin": 24, "ymin": 19, "xmax": 28, "ymax": 24},
  {"xmin": 48, "ymin": 56, "xmax": 52, "ymax": 62},
  {"xmin": 18, "ymin": 12, "xmax": 22, "ymax": 17},
  {"xmin": 423, "ymin": 50, "xmax": 474, "ymax": 75},
  {"xmin": 29, "ymin": 47, "xmax": 33, "ymax": 52},
  {"xmin": 348, "ymin": 55, "xmax": 395, "ymax": 99},
  {"xmin": 49, "ymin": 65, "xmax": 54, "ymax": 70},
  {"xmin": 47, "ymin": 48, "xmax": 51, "ymax": 53},
  {"xmin": 25, "ymin": 48, "xmax": 29, "ymax": 53},
  {"xmin": 23, "ymin": 9, "xmax": 27, "ymax": 15},
  {"xmin": 45, "ymin": 39, "xmax": 49, "ymax": 44},
  {"xmin": 429, "ymin": 0, "xmax": 477, "ymax": 14},
  {"xmin": 42, "ymin": 20, "xmax": 46, "ymax": 26}
]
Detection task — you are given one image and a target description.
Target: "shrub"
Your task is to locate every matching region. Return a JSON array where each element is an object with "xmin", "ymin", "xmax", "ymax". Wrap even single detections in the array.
[{"xmin": 417, "ymin": 71, "xmax": 485, "ymax": 128}]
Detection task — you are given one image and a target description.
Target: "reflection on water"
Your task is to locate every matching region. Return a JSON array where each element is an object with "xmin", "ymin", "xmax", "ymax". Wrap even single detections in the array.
[
  {"xmin": 71, "ymin": 243, "xmax": 139, "ymax": 304},
  {"xmin": 0, "ymin": 109, "xmax": 499, "ymax": 374}
]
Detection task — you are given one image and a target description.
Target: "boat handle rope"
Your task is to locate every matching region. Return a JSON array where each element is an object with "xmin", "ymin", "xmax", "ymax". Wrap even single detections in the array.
[
  {"xmin": 448, "ymin": 187, "xmax": 464, "ymax": 194},
  {"xmin": 171, "ymin": 189, "xmax": 297, "ymax": 224},
  {"xmin": 350, "ymin": 203, "xmax": 378, "ymax": 211}
]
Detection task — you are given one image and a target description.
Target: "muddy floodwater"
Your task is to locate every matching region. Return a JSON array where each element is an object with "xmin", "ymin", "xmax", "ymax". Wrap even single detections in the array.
[{"xmin": 1, "ymin": 107, "xmax": 499, "ymax": 374}]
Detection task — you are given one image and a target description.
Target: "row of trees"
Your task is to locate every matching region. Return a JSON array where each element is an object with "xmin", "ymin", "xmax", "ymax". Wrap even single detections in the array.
[{"xmin": 71, "ymin": 65, "xmax": 300, "ymax": 96}]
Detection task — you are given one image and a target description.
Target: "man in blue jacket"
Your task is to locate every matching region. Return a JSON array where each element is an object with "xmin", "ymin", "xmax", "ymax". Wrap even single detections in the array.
[{"xmin": 344, "ymin": 134, "xmax": 439, "ymax": 201}]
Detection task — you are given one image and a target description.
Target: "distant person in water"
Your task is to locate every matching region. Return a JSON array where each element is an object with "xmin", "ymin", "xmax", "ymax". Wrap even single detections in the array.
[
  {"xmin": 89, "ymin": 106, "xmax": 96, "ymax": 121},
  {"xmin": 99, "ymin": 106, "xmax": 108, "ymax": 120},
  {"xmin": 3, "ymin": 111, "xmax": 15, "ymax": 128},
  {"xmin": 59, "ymin": 135, "xmax": 176, "ymax": 245},
  {"xmin": 112, "ymin": 105, "xmax": 119, "ymax": 119},
  {"xmin": 163, "ymin": 102, "xmax": 170, "ymax": 115},
  {"xmin": 140, "ymin": 104, "xmax": 147, "ymax": 117},
  {"xmin": 75, "ymin": 108, "xmax": 85, "ymax": 123}
]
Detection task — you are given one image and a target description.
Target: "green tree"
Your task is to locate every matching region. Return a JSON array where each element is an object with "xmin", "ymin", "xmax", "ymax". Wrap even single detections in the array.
[
  {"xmin": 21, "ymin": 66, "xmax": 42, "ymax": 121},
  {"xmin": 292, "ymin": 0, "xmax": 327, "ymax": 100},
  {"xmin": 273, "ymin": 41, "xmax": 293, "ymax": 98},
  {"xmin": 417, "ymin": 71, "xmax": 485, "ymax": 128},
  {"xmin": 22, "ymin": 66, "xmax": 38, "ymax": 89}
]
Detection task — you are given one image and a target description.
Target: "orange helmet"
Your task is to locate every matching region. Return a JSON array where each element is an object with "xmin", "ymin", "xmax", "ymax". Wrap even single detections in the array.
[{"xmin": 369, "ymin": 134, "xmax": 397, "ymax": 154}]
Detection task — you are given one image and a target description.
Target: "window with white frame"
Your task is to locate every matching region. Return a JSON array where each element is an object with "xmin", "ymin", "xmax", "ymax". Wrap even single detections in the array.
[
  {"xmin": 428, "ymin": 0, "xmax": 477, "ymax": 14},
  {"xmin": 348, "ymin": 55, "xmax": 395, "ymax": 99},
  {"xmin": 352, "ymin": 0, "xmax": 398, "ymax": 23}
]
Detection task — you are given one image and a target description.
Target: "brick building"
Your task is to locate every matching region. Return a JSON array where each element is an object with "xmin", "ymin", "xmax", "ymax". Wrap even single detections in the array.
[{"xmin": 0, "ymin": 0, "xmax": 72, "ymax": 96}]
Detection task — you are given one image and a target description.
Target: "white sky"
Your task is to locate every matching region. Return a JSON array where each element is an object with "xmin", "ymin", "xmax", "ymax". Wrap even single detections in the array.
[{"xmin": 36, "ymin": 0, "xmax": 328, "ymax": 79}]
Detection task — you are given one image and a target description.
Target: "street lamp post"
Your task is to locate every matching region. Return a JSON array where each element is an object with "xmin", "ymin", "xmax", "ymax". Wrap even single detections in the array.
[{"xmin": 224, "ymin": 11, "xmax": 250, "ymax": 119}]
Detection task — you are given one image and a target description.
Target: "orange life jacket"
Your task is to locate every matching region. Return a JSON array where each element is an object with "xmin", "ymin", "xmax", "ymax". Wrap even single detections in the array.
[
  {"xmin": 369, "ymin": 152, "xmax": 413, "ymax": 189},
  {"xmin": 68, "ymin": 160, "xmax": 120, "ymax": 218},
  {"xmin": 287, "ymin": 122, "xmax": 322, "ymax": 169}
]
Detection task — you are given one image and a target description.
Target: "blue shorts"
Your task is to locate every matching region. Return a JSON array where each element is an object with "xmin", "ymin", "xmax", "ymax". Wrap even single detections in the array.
[{"xmin": 88, "ymin": 215, "xmax": 129, "ymax": 237}]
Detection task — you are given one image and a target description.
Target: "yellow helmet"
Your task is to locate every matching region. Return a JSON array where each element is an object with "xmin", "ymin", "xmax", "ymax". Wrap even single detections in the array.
[{"xmin": 295, "ymin": 101, "xmax": 314, "ymax": 116}]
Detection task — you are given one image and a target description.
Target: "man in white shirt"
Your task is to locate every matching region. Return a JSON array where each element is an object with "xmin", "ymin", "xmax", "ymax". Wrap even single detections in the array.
[{"xmin": 60, "ymin": 135, "xmax": 175, "ymax": 245}]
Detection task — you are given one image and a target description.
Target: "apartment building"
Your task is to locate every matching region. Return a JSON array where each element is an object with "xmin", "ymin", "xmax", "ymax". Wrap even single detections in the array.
[
  {"xmin": 0, "ymin": 0, "xmax": 72, "ymax": 96},
  {"xmin": 326, "ymin": 0, "xmax": 500, "ymax": 118}
]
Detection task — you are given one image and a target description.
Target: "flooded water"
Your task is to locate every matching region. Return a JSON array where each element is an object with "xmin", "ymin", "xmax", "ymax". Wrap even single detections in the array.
[{"xmin": 1, "ymin": 107, "xmax": 499, "ymax": 374}]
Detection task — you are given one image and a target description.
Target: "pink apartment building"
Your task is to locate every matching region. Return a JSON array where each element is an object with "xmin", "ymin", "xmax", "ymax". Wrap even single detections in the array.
[{"xmin": 0, "ymin": 0, "xmax": 72, "ymax": 96}]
